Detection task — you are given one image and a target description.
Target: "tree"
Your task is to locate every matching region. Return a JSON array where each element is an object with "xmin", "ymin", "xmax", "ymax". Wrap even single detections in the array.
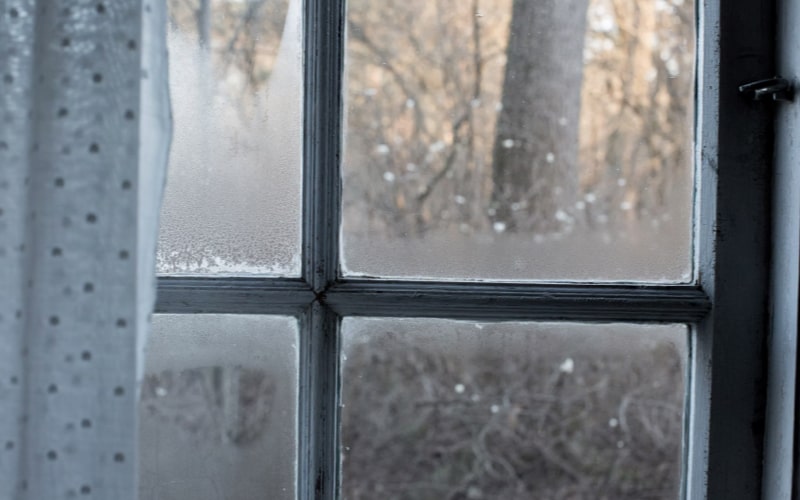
[{"xmin": 491, "ymin": 0, "xmax": 590, "ymax": 233}]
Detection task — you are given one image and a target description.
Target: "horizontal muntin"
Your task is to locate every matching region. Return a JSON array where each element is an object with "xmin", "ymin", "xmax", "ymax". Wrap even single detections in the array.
[
  {"xmin": 156, "ymin": 276, "xmax": 314, "ymax": 315},
  {"xmin": 157, "ymin": 276, "xmax": 710, "ymax": 323},
  {"xmin": 326, "ymin": 279, "xmax": 709, "ymax": 323}
]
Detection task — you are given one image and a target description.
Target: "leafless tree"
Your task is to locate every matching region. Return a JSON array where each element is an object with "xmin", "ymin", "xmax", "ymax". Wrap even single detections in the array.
[{"xmin": 341, "ymin": 329, "xmax": 685, "ymax": 499}]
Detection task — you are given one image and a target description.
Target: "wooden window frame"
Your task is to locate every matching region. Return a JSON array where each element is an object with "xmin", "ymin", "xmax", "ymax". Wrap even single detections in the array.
[{"xmin": 155, "ymin": 0, "xmax": 778, "ymax": 498}]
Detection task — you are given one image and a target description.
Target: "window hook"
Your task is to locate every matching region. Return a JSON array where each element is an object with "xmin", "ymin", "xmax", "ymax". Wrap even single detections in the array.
[{"xmin": 739, "ymin": 76, "xmax": 794, "ymax": 102}]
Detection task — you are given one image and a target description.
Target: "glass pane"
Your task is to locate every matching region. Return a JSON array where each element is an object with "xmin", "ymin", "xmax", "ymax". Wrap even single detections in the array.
[
  {"xmin": 343, "ymin": 0, "xmax": 694, "ymax": 281},
  {"xmin": 341, "ymin": 319, "xmax": 687, "ymax": 499},
  {"xmin": 158, "ymin": 0, "xmax": 302, "ymax": 275},
  {"xmin": 139, "ymin": 315, "xmax": 298, "ymax": 500}
]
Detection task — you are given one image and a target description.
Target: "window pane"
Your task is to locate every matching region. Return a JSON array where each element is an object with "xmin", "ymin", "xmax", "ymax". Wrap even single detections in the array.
[
  {"xmin": 139, "ymin": 315, "xmax": 298, "ymax": 500},
  {"xmin": 343, "ymin": 0, "xmax": 694, "ymax": 281},
  {"xmin": 158, "ymin": 0, "xmax": 302, "ymax": 275},
  {"xmin": 341, "ymin": 319, "xmax": 687, "ymax": 499}
]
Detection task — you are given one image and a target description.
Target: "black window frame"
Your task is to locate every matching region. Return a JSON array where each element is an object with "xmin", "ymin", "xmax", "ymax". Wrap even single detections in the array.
[{"xmin": 155, "ymin": 0, "xmax": 776, "ymax": 498}]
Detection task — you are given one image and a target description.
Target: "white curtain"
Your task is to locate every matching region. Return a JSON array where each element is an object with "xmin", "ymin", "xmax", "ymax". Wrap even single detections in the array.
[{"xmin": 0, "ymin": 1, "xmax": 170, "ymax": 498}]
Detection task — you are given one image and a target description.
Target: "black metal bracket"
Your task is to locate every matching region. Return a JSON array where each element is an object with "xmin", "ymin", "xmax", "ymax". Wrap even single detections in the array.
[{"xmin": 739, "ymin": 77, "xmax": 794, "ymax": 102}]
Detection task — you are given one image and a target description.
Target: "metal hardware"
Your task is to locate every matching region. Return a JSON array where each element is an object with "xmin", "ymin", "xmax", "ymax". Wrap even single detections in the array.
[{"xmin": 739, "ymin": 77, "xmax": 794, "ymax": 102}]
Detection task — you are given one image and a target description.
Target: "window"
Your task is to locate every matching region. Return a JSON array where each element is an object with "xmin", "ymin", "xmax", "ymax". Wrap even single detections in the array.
[{"xmin": 150, "ymin": 0, "xmax": 776, "ymax": 499}]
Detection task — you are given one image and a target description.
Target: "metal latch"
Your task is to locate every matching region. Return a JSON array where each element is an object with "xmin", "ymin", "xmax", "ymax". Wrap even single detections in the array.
[{"xmin": 739, "ymin": 77, "xmax": 794, "ymax": 102}]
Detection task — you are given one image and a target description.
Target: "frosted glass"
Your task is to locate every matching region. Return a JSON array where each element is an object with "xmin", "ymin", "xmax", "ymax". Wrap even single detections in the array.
[
  {"xmin": 341, "ymin": 319, "xmax": 687, "ymax": 499},
  {"xmin": 158, "ymin": 0, "xmax": 302, "ymax": 274},
  {"xmin": 139, "ymin": 315, "xmax": 298, "ymax": 500},
  {"xmin": 343, "ymin": 0, "xmax": 694, "ymax": 281}
]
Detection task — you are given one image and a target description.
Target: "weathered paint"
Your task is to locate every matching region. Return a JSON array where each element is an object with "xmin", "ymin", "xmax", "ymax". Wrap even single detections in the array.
[
  {"xmin": 762, "ymin": 0, "xmax": 800, "ymax": 496},
  {"xmin": 689, "ymin": 0, "xmax": 774, "ymax": 499}
]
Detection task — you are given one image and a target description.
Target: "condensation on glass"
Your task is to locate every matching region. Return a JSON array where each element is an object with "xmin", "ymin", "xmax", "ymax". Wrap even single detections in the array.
[
  {"xmin": 158, "ymin": 0, "xmax": 302, "ymax": 275},
  {"xmin": 341, "ymin": 318, "xmax": 687, "ymax": 499},
  {"xmin": 139, "ymin": 315, "xmax": 298, "ymax": 500},
  {"xmin": 342, "ymin": 0, "xmax": 695, "ymax": 281}
]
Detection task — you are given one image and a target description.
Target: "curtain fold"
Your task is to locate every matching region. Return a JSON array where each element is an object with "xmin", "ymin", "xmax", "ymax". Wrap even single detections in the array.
[{"xmin": 0, "ymin": 1, "xmax": 170, "ymax": 498}]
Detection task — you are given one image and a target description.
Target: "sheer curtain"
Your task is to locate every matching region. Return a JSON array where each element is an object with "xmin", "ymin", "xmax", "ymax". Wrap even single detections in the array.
[{"xmin": 0, "ymin": 2, "xmax": 170, "ymax": 498}]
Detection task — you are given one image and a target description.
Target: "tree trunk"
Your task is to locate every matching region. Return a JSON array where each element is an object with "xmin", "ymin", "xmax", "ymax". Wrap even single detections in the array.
[
  {"xmin": 197, "ymin": 0, "xmax": 211, "ymax": 49},
  {"xmin": 491, "ymin": 0, "xmax": 589, "ymax": 233}
]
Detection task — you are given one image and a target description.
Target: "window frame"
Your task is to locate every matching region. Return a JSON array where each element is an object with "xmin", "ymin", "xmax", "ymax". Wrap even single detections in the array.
[{"xmin": 155, "ymin": 0, "xmax": 776, "ymax": 498}]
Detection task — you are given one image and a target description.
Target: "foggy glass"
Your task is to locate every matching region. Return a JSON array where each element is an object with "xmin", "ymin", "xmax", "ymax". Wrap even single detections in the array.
[
  {"xmin": 341, "ymin": 319, "xmax": 687, "ymax": 499},
  {"xmin": 139, "ymin": 315, "xmax": 298, "ymax": 500},
  {"xmin": 158, "ymin": 0, "xmax": 302, "ymax": 275},
  {"xmin": 342, "ymin": 0, "xmax": 695, "ymax": 281}
]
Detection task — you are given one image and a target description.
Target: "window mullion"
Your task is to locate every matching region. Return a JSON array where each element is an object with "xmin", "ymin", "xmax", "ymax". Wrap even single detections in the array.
[
  {"xmin": 302, "ymin": 0, "xmax": 345, "ymax": 293},
  {"xmin": 301, "ymin": 0, "xmax": 346, "ymax": 499},
  {"xmin": 297, "ymin": 303, "xmax": 341, "ymax": 500}
]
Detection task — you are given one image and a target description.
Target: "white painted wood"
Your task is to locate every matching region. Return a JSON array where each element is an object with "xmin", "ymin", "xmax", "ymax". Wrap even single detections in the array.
[
  {"xmin": 685, "ymin": 0, "xmax": 720, "ymax": 495},
  {"xmin": 763, "ymin": 0, "xmax": 800, "ymax": 496}
]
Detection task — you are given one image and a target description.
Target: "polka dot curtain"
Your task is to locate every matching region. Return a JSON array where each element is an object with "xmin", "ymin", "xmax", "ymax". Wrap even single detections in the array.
[{"xmin": 0, "ymin": 1, "xmax": 170, "ymax": 498}]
